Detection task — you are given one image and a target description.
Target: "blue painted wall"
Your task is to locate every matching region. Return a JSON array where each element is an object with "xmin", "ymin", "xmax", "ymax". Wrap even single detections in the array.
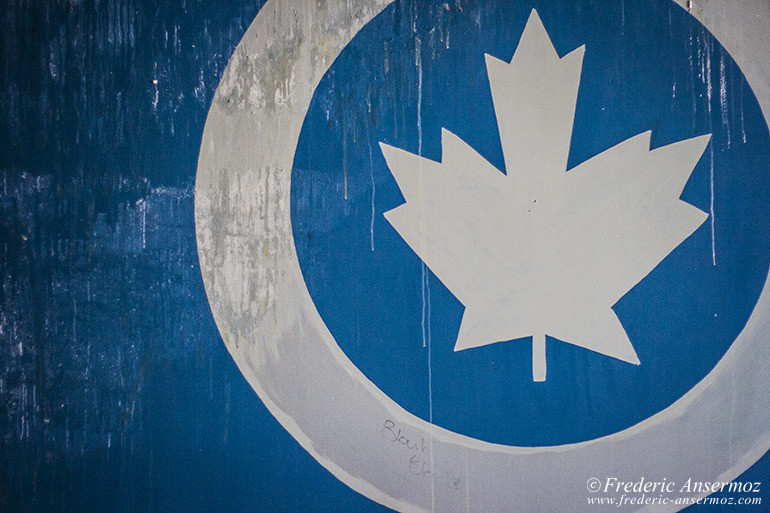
[{"xmin": 0, "ymin": 1, "xmax": 767, "ymax": 511}]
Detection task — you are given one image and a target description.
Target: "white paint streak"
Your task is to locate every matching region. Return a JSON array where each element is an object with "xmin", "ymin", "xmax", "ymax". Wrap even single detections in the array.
[
  {"xmin": 700, "ymin": 34, "xmax": 717, "ymax": 265},
  {"xmin": 741, "ymin": 79, "xmax": 748, "ymax": 144},
  {"xmin": 368, "ymin": 133, "xmax": 376, "ymax": 252},
  {"xmin": 704, "ymin": 39, "xmax": 716, "ymax": 265},
  {"xmin": 720, "ymin": 53, "xmax": 731, "ymax": 148},
  {"xmin": 413, "ymin": 23, "xmax": 436, "ymax": 513},
  {"xmin": 367, "ymin": 98, "xmax": 376, "ymax": 252},
  {"xmin": 710, "ymin": 144, "xmax": 716, "ymax": 265}
]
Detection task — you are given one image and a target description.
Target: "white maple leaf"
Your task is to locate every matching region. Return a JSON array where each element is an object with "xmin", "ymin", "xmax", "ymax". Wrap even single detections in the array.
[{"xmin": 380, "ymin": 9, "xmax": 710, "ymax": 381}]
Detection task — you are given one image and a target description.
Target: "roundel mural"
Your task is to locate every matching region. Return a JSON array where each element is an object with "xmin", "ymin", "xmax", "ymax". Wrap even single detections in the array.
[
  {"xmin": 291, "ymin": 0, "xmax": 770, "ymax": 447},
  {"xmin": 195, "ymin": 0, "xmax": 770, "ymax": 511}
]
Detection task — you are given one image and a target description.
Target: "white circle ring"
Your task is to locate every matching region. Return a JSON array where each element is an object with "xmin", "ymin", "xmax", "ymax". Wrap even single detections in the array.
[{"xmin": 195, "ymin": 1, "xmax": 770, "ymax": 511}]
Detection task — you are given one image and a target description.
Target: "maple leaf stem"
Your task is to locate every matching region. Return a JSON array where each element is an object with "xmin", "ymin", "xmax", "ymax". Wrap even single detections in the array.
[{"xmin": 533, "ymin": 334, "xmax": 546, "ymax": 382}]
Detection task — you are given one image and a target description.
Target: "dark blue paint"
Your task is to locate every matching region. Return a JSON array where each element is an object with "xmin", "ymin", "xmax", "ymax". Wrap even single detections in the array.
[
  {"xmin": 0, "ymin": 0, "xmax": 766, "ymax": 512},
  {"xmin": 292, "ymin": 0, "xmax": 770, "ymax": 446},
  {"xmin": 0, "ymin": 1, "xmax": 390, "ymax": 512}
]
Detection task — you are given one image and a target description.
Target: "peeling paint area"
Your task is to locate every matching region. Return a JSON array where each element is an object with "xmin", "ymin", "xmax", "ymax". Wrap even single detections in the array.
[
  {"xmin": 0, "ymin": 173, "xmax": 233, "ymax": 510},
  {"xmin": 0, "ymin": 1, "xmax": 388, "ymax": 512}
]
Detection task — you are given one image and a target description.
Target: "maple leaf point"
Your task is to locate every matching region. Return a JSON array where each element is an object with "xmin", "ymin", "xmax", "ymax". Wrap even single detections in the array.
[{"xmin": 380, "ymin": 9, "xmax": 710, "ymax": 381}]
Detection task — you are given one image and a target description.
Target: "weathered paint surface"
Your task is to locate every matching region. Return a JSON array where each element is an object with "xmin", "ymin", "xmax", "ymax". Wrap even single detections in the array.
[
  {"xmin": 0, "ymin": 1, "xmax": 387, "ymax": 511},
  {"xmin": 1, "ymin": 0, "xmax": 770, "ymax": 512}
]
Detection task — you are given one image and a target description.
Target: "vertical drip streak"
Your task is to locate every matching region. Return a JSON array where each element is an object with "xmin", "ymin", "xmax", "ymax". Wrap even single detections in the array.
[
  {"xmin": 367, "ymin": 125, "xmax": 376, "ymax": 252},
  {"xmin": 414, "ymin": 11, "xmax": 435, "ymax": 509}
]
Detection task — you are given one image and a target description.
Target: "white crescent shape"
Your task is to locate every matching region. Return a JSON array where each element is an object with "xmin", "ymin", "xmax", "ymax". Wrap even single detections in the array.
[{"xmin": 195, "ymin": 1, "xmax": 770, "ymax": 511}]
